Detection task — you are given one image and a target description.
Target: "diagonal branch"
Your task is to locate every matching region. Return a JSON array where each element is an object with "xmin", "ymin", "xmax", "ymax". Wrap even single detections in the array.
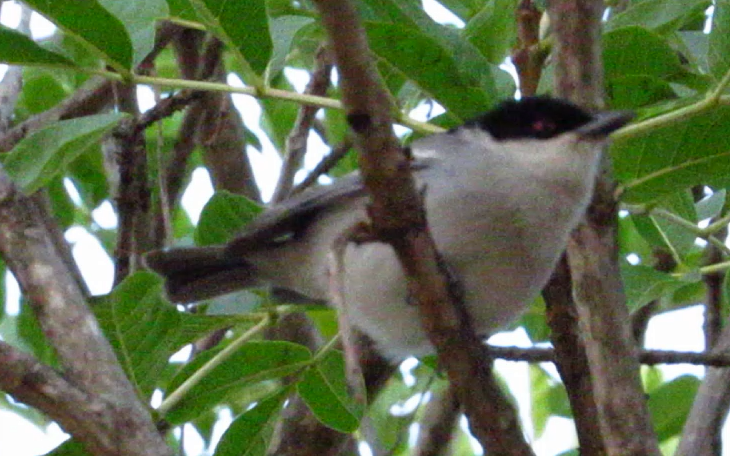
[
  {"xmin": 0, "ymin": 169, "xmax": 170, "ymax": 456},
  {"xmin": 271, "ymin": 46, "xmax": 333, "ymax": 202},
  {"xmin": 311, "ymin": 1, "xmax": 533, "ymax": 454},
  {"xmin": 547, "ymin": 1, "xmax": 661, "ymax": 455}
]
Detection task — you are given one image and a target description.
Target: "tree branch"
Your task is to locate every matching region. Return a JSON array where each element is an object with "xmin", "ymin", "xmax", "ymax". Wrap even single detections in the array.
[
  {"xmin": 271, "ymin": 46, "xmax": 333, "ymax": 202},
  {"xmin": 311, "ymin": 1, "xmax": 533, "ymax": 454},
  {"xmin": 196, "ymin": 37, "xmax": 261, "ymax": 202},
  {"xmin": 676, "ymin": 316, "xmax": 730, "ymax": 455},
  {"xmin": 487, "ymin": 345, "xmax": 730, "ymax": 367},
  {"xmin": 0, "ymin": 170, "xmax": 169, "ymax": 456},
  {"xmin": 547, "ymin": 1, "xmax": 661, "ymax": 454},
  {"xmin": 542, "ymin": 257, "xmax": 604, "ymax": 454}
]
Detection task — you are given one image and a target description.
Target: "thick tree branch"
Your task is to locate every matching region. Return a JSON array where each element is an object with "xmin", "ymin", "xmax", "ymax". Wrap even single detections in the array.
[
  {"xmin": 0, "ymin": 77, "xmax": 113, "ymax": 153},
  {"xmin": 0, "ymin": 170, "xmax": 169, "ymax": 456},
  {"xmin": 512, "ymin": 0, "xmax": 545, "ymax": 97},
  {"xmin": 311, "ymin": 1, "xmax": 532, "ymax": 454},
  {"xmin": 677, "ymin": 318, "xmax": 730, "ymax": 455},
  {"xmin": 542, "ymin": 257, "xmax": 604, "ymax": 454},
  {"xmin": 0, "ymin": 6, "xmax": 89, "ymax": 299},
  {"xmin": 112, "ymin": 85, "xmax": 148, "ymax": 285},
  {"xmin": 547, "ymin": 1, "xmax": 661, "ymax": 455},
  {"xmin": 196, "ymin": 37, "xmax": 261, "ymax": 202}
]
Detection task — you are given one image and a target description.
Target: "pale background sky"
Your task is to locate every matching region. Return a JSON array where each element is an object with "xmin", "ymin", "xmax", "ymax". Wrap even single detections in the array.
[{"xmin": 0, "ymin": 1, "xmax": 711, "ymax": 455}]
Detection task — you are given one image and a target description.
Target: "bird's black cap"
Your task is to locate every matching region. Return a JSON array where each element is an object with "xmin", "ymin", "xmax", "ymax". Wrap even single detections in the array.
[{"xmin": 463, "ymin": 96, "xmax": 632, "ymax": 141}]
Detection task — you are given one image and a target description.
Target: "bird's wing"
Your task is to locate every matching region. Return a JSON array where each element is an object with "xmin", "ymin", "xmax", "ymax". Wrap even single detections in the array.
[
  {"xmin": 226, "ymin": 173, "xmax": 366, "ymax": 252},
  {"xmin": 225, "ymin": 158, "xmax": 433, "ymax": 256}
]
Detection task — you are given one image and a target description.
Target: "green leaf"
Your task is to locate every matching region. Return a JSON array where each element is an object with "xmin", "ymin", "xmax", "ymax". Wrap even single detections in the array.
[
  {"xmin": 365, "ymin": 21, "xmax": 504, "ymax": 120},
  {"xmin": 22, "ymin": 0, "xmax": 133, "ymax": 71},
  {"xmin": 165, "ymin": 341, "xmax": 311, "ymax": 424},
  {"xmin": 47, "ymin": 176, "xmax": 77, "ymax": 229},
  {"xmin": 213, "ymin": 390, "xmax": 288, "ymax": 456},
  {"xmin": 0, "ymin": 26, "xmax": 75, "ymax": 68},
  {"xmin": 606, "ymin": 75, "xmax": 676, "ymax": 110},
  {"xmin": 266, "ymin": 15, "xmax": 315, "ymax": 83},
  {"xmin": 17, "ymin": 300, "xmax": 59, "ymax": 367},
  {"xmin": 15, "ymin": 70, "xmax": 69, "ymax": 118},
  {"xmin": 434, "ymin": 0, "xmax": 483, "ymax": 20},
  {"xmin": 462, "ymin": 0, "xmax": 518, "ymax": 64},
  {"xmin": 94, "ymin": 272, "xmax": 181, "ymax": 398},
  {"xmin": 606, "ymin": 0, "xmax": 710, "ymax": 34},
  {"xmin": 167, "ymin": 0, "xmax": 200, "ymax": 22},
  {"xmin": 710, "ymin": 0, "xmax": 730, "ymax": 80},
  {"xmin": 613, "ymin": 105, "xmax": 730, "ymax": 203},
  {"xmin": 620, "ymin": 263, "xmax": 691, "ymax": 312},
  {"xmin": 189, "ymin": 0, "xmax": 272, "ymax": 78},
  {"xmin": 94, "ymin": 272, "xmax": 236, "ymax": 398},
  {"xmin": 67, "ymin": 146, "xmax": 110, "ymax": 208},
  {"xmin": 298, "ymin": 350, "xmax": 365, "ymax": 433},
  {"xmin": 195, "ymin": 190, "xmax": 263, "ymax": 246},
  {"xmin": 648, "ymin": 375, "xmax": 700, "ymax": 441},
  {"xmin": 2, "ymin": 113, "xmax": 127, "ymax": 194},
  {"xmin": 530, "ymin": 365, "xmax": 571, "ymax": 438},
  {"xmin": 647, "ymin": 191, "xmax": 698, "ymax": 259},
  {"xmin": 603, "ymin": 26, "xmax": 686, "ymax": 84},
  {"xmin": 45, "ymin": 439, "xmax": 89, "ymax": 456},
  {"xmin": 696, "ymin": 189, "xmax": 726, "ymax": 220},
  {"xmin": 366, "ymin": 369, "xmax": 436, "ymax": 453},
  {"xmin": 98, "ymin": 0, "xmax": 169, "ymax": 67}
]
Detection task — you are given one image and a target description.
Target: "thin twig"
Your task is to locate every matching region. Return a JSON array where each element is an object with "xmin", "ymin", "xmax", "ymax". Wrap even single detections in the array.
[
  {"xmin": 488, "ymin": 345, "xmax": 730, "ymax": 367},
  {"xmin": 272, "ymin": 47, "xmax": 333, "ymax": 202},
  {"xmin": 290, "ymin": 139, "xmax": 353, "ymax": 196}
]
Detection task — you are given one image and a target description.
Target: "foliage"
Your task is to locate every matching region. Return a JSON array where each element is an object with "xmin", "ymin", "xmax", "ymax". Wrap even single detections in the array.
[{"xmin": 0, "ymin": 0, "xmax": 728, "ymax": 455}]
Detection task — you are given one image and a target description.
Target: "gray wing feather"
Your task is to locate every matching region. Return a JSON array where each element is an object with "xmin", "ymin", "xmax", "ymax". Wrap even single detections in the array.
[
  {"xmin": 224, "ymin": 173, "xmax": 367, "ymax": 255},
  {"xmin": 224, "ymin": 158, "xmax": 434, "ymax": 256}
]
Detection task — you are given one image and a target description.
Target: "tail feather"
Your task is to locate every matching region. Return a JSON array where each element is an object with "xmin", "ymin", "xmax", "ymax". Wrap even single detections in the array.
[{"xmin": 144, "ymin": 247, "xmax": 257, "ymax": 303}]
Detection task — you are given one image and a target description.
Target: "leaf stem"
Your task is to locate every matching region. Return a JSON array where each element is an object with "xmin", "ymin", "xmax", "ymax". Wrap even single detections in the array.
[
  {"xmin": 627, "ymin": 206, "xmax": 730, "ymax": 256},
  {"xmin": 157, "ymin": 315, "xmax": 271, "ymax": 416},
  {"xmin": 312, "ymin": 334, "xmax": 341, "ymax": 364},
  {"xmin": 611, "ymin": 65, "xmax": 730, "ymax": 142},
  {"xmin": 86, "ymin": 68, "xmax": 442, "ymax": 134}
]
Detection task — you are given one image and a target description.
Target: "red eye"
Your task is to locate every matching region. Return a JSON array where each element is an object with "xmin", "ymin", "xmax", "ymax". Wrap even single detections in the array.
[{"xmin": 532, "ymin": 119, "xmax": 556, "ymax": 136}]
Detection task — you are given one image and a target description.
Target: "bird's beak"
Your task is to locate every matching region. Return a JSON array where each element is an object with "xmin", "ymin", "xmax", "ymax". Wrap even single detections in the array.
[{"xmin": 575, "ymin": 110, "xmax": 635, "ymax": 139}]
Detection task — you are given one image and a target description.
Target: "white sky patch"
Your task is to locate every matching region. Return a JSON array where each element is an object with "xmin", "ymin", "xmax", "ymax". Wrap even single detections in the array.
[
  {"xmin": 63, "ymin": 178, "xmax": 83, "ymax": 206},
  {"xmin": 181, "ymin": 167, "xmax": 214, "ymax": 224},
  {"xmin": 65, "ymin": 226, "xmax": 114, "ymax": 295},
  {"xmin": 422, "ymin": 0, "xmax": 464, "ymax": 27},
  {"xmin": 4, "ymin": 271, "xmax": 20, "ymax": 316},
  {"xmin": 645, "ymin": 305, "xmax": 705, "ymax": 380},
  {"xmin": 0, "ymin": 411, "xmax": 68, "ymax": 456},
  {"xmin": 137, "ymin": 86, "xmax": 156, "ymax": 112},
  {"xmin": 92, "ymin": 201, "xmax": 118, "ymax": 230},
  {"xmin": 227, "ymin": 74, "xmax": 282, "ymax": 202}
]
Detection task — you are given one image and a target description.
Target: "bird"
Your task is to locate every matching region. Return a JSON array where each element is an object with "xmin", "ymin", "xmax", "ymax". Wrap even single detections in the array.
[{"xmin": 145, "ymin": 96, "xmax": 633, "ymax": 360}]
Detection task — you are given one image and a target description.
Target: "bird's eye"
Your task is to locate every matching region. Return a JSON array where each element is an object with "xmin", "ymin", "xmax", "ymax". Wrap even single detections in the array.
[{"xmin": 531, "ymin": 119, "xmax": 557, "ymax": 137}]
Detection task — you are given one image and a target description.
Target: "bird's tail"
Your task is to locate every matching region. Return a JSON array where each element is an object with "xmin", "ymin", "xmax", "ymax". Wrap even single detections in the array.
[{"xmin": 144, "ymin": 247, "xmax": 257, "ymax": 303}]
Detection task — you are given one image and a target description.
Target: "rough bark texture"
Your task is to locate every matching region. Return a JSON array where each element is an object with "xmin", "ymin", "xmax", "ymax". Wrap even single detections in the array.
[
  {"xmin": 547, "ymin": 1, "xmax": 661, "ymax": 455},
  {"xmin": 0, "ymin": 172, "xmax": 171, "ymax": 456},
  {"xmin": 311, "ymin": 0, "xmax": 534, "ymax": 454}
]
